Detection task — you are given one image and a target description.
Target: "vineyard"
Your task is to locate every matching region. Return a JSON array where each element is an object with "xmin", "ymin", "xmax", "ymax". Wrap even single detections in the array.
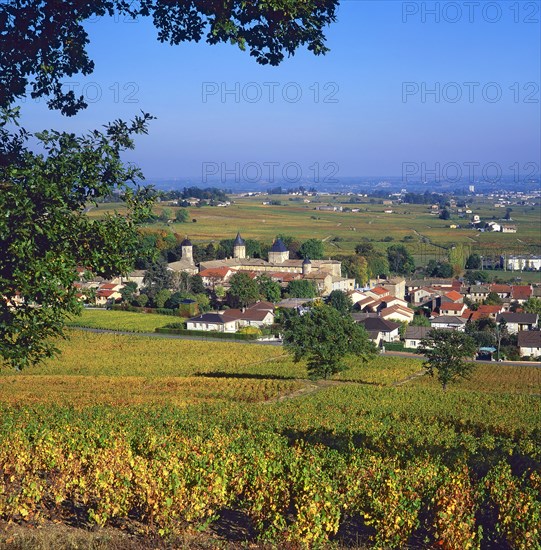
[
  {"xmin": 66, "ymin": 308, "xmax": 179, "ymax": 333},
  {"xmin": 1, "ymin": 331, "xmax": 540, "ymax": 548}
]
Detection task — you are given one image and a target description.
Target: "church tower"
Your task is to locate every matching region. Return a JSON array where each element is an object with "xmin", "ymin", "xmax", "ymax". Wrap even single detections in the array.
[
  {"xmin": 233, "ymin": 232, "xmax": 246, "ymax": 259},
  {"xmin": 181, "ymin": 236, "xmax": 193, "ymax": 264}
]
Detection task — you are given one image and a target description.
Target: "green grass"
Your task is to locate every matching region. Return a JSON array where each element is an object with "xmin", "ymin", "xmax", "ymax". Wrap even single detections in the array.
[{"xmin": 66, "ymin": 308, "xmax": 181, "ymax": 332}]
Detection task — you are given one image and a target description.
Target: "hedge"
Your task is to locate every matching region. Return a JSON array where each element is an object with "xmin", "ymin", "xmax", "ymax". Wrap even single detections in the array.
[
  {"xmin": 155, "ymin": 327, "xmax": 259, "ymax": 341},
  {"xmin": 111, "ymin": 304, "xmax": 182, "ymax": 316}
]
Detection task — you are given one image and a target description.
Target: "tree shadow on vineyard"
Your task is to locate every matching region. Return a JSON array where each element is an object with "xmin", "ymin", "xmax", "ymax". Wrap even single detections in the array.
[
  {"xmin": 193, "ymin": 371, "xmax": 296, "ymax": 380},
  {"xmin": 211, "ymin": 508, "xmax": 257, "ymax": 543},
  {"xmin": 279, "ymin": 426, "xmax": 540, "ymax": 476},
  {"xmin": 333, "ymin": 514, "xmax": 375, "ymax": 548}
]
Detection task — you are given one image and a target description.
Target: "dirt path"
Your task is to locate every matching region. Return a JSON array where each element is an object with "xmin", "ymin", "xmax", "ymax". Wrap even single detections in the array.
[
  {"xmin": 393, "ymin": 369, "xmax": 427, "ymax": 386},
  {"xmin": 263, "ymin": 379, "xmax": 353, "ymax": 404}
]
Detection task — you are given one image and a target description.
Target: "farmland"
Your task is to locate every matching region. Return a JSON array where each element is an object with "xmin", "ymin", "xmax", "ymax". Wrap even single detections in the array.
[
  {"xmin": 66, "ymin": 308, "xmax": 180, "ymax": 333},
  {"xmin": 1, "ymin": 330, "xmax": 540, "ymax": 548},
  {"xmin": 88, "ymin": 195, "xmax": 541, "ymax": 270}
]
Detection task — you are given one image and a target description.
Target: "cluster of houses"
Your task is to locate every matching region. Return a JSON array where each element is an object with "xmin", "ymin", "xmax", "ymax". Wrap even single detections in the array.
[
  {"xmin": 401, "ymin": 279, "xmax": 540, "ymax": 358},
  {"xmin": 181, "ymin": 275, "xmax": 541, "ymax": 359},
  {"xmin": 74, "ymin": 235, "xmax": 541, "ymax": 359}
]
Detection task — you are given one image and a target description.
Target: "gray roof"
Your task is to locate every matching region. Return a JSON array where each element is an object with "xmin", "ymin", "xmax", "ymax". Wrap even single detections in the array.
[
  {"xmin": 181, "ymin": 237, "xmax": 192, "ymax": 246},
  {"xmin": 404, "ymin": 326, "xmax": 431, "ymax": 340},
  {"xmin": 359, "ymin": 317, "xmax": 400, "ymax": 333},
  {"xmin": 233, "ymin": 232, "xmax": 245, "ymax": 246},
  {"xmin": 270, "ymin": 238, "xmax": 288, "ymax": 253},
  {"xmin": 187, "ymin": 313, "xmax": 227, "ymax": 324},
  {"xmin": 431, "ymin": 315, "xmax": 467, "ymax": 325},
  {"xmin": 497, "ymin": 312, "xmax": 538, "ymax": 324},
  {"xmin": 303, "ymin": 257, "xmax": 311, "ymax": 265},
  {"xmin": 518, "ymin": 330, "xmax": 541, "ymax": 347}
]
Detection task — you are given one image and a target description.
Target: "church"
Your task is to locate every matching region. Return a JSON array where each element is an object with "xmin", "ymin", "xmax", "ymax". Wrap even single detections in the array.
[{"xmin": 184, "ymin": 233, "xmax": 355, "ymax": 296}]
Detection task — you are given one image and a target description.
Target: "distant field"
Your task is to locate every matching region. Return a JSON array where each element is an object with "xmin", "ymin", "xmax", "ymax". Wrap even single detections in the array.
[
  {"xmin": 67, "ymin": 308, "xmax": 179, "ymax": 332},
  {"xmin": 87, "ymin": 196, "xmax": 540, "ymax": 262}
]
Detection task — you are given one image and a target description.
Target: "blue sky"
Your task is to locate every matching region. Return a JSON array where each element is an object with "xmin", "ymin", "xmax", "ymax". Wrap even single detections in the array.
[{"xmin": 18, "ymin": 1, "xmax": 541, "ymax": 182}]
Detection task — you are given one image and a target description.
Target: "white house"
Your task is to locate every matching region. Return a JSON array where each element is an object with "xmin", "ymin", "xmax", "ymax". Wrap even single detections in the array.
[
  {"xmin": 358, "ymin": 317, "xmax": 401, "ymax": 343},
  {"xmin": 430, "ymin": 315, "xmax": 467, "ymax": 331},
  {"xmin": 501, "ymin": 255, "xmax": 541, "ymax": 271},
  {"xmin": 186, "ymin": 312, "xmax": 237, "ymax": 333},
  {"xmin": 439, "ymin": 302, "xmax": 467, "ymax": 316},
  {"xmin": 496, "ymin": 313, "xmax": 539, "ymax": 334},
  {"xmin": 404, "ymin": 326, "xmax": 431, "ymax": 349},
  {"xmin": 518, "ymin": 330, "xmax": 541, "ymax": 358}
]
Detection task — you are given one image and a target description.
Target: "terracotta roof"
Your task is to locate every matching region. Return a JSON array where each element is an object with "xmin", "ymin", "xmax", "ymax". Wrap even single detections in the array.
[
  {"xmin": 477, "ymin": 305, "xmax": 504, "ymax": 314},
  {"xmin": 444, "ymin": 290, "xmax": 463, "ymax": 302},
  {"xmin": 97, "ymin": 290, "xmax": 117, "ymax": 298},
  {"xmin": 440, "ymin": 302, "xmax": 465, "ymax": 312},
  {"xmin": 199, "ymin": 267, "xmax": 235, "ymax": 279},
  {"xmin": 490, "ymin": 284, "xmax": 512, "ymax": 293},
  {"xmin": 99, "ymin": 283, "xmax": 118, "ymax": 290},
  {"xmin": 268, "ymin": 272, "xmax": 299, "ymax": 282},
  {"xmin": 511, "ymin": 285, "xmax": 532, "ymax": 300},
  {"xmin": 371, "ymin": 287, "xmax": 389, "ymax": 296}
]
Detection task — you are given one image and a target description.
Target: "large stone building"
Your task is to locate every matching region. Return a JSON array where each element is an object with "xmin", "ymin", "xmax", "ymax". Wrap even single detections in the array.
[{"xmin": 196, "ymin": 234, "xmax": 355, "ymax": 296}]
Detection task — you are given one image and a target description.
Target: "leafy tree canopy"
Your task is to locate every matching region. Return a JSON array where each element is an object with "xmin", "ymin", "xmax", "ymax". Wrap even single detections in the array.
[
  {"xmin": 417, "ymin": 329, "xmax": 477, "ymax": 390},
  {"xmin": 287, "ymin": 279, "xmax": 318, "ymax": 299},
  {"xmin": 227, "ymin": 272, "xmax": 259, "ymax": 308},
  {"xmin": 256, "ymin": 274, "xmax": 282, "ymax": 303},
  {"xmin": 299, "ymin": 238, "xmax": 324, "ymax": 260},
  {"xmin": 387, "ymin": 244, "xmax": 415, "ymax": 275},
  {"xmin": 0, "ymin": 0, "xmax": 338, "ymax": 115},
  {"xmin": 465, "ymin": 254, "xmax": 482, "ymax": 270},
  {"xmin": 0, "ymin": 110, "xmax": 153, "ymax": 370},
  {"xmin": 283, "ymin": 304, "xmax": 376, "ymax": 379},
  {"xmin": 326, "ymin": 290, "xmax": 352, "ymax": 315}
]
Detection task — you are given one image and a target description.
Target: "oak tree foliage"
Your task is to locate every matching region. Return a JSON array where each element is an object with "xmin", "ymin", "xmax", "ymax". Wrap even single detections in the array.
[
  {"xmin": 0, "ymin": 109, "xmax": 154, "ymax": 369},
  {"xmin": 283, "ymin": 304, "xmax": 376, "ymax": 379},
  {"xmin": 417, "ymin": 329, "xmax": 477, "ymax": 391},
  {"xmin": 0, "ymin": 0, "xmax": 339, "ymax": 115}
]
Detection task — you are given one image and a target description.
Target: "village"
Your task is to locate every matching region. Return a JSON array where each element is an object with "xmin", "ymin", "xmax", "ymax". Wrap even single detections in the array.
[{"xmin": 73, "ymin": 233, "xmax": 541, "ymax": 361}]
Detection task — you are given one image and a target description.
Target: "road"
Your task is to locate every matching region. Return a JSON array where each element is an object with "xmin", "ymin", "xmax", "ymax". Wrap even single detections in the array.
[{"xmin": 70, "ymin": 327, "xmax": 541, "ymax": 366}]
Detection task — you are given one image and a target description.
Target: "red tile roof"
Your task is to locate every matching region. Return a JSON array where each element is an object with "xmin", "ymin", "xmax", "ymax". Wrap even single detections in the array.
[
  {"xmin": 440, "ymin": 302, "xmax": 465, "ymax": 312},
  {"xmin": 490, "ymin": 284, "xmax": 512, "ymax": 294},
  {"xmin": 97, "ymin": 290, "xmax": 117, "ymax": 298},
  {"xmin": 477, "ymin": 305, "xmax": 504, "ymax": 314},
  {"xmin": 512, "ymin": 285, "xmax": 532, "ymax": 300},
  {"xmin": 371, "ymin": 286, "xmax": 389, "ymax": 296},
  {"xmin": 199, "ymin": 267, "xmax": 235, "ymax": 279},
  {"xmin": 444, "ymin": 290, "xmax": 463, "ymax": 302}
]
